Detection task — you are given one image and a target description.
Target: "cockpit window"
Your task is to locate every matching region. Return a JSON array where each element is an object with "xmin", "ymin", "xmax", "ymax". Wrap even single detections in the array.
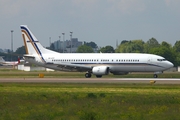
[{"xmin": 157, "ymin": 59, "xmax": 166, "ymax": 61}]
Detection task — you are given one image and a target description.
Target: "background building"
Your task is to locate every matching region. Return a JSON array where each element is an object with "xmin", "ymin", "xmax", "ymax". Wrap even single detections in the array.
[{"xmin": 52, "ymin": 38, "xmax": 82, "ymax": 53}]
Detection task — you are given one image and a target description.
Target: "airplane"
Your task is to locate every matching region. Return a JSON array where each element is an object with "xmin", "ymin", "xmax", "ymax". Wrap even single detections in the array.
[
  {"xmin": 20, "ymin": 25, "xmax": 174, "ymax": 78},
  {"xmin": 0, "ymin": 56, "xmax": 24, "ymax": 66}
]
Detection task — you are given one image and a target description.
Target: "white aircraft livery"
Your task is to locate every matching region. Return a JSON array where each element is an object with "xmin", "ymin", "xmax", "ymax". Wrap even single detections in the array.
[
  {"xmin": 20, "ymin": 25, "xmax": 174, "ymax": 78},
  {"xmin": 0, "ymin": 56, "xmax": 23, "ymax": 66}
]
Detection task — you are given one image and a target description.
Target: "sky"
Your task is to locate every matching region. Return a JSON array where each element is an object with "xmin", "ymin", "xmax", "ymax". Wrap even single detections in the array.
[{"xmin": 0, "ymin": 0, "xmax": 180, "ymax": 51}]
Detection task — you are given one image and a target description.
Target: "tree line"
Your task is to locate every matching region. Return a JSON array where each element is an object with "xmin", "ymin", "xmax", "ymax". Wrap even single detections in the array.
[
  {"xmin": 77, "ymin": 38, "xmax": 180, "ymax": 67},
  {"xmin": 115, "ymin": 38, "xmax": 179, "ymax": 67}
]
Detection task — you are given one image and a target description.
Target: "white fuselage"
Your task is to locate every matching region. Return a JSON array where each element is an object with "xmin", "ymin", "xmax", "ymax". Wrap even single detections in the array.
[{"xmin": 26, "ymin": 53, "xmax": 173, "ymax": 73}]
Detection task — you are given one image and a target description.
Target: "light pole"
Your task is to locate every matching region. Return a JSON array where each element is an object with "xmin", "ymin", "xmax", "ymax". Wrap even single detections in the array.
[
  {"xmin": 70, "ymin": 32, "xmax": 73, "ymax": 53},
  {"xmin": 62, "ymin": 33, "xmax": 65, "ymax": 53},
  {"xmin": 59, "ymin": 36, "xmax": 61, "ymax": 52},
  {"xmin": 11, "ymin": 30, "xmax": 13, "ymax": 61},
  {"xmin": 11, "ymin": 30, "xmax": 13, "ymax": 52}
]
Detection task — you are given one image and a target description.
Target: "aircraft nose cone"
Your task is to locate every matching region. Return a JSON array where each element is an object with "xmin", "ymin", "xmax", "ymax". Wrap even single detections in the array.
[{"xmin": 167, "ymin": 61, "xmax": 174, "ymax": 68}]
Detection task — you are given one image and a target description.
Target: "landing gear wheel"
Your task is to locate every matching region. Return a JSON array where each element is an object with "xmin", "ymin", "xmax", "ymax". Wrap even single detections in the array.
[
  {"xmin": 96, "ymin": 75, "xmax": 102, "ymax": 78},
  {"xmin": 153, "ymin": 74, "xmax": 158, "ymax": 78},
  {"xmin": 85, "ymin": 73, "xmax": 91, "ymax": 78}
]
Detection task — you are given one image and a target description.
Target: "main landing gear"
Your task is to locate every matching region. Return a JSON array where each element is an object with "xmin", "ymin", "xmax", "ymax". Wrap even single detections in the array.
[{"xmin": 85, "ymin": 72, "xmax": 102, "ymax": 78}]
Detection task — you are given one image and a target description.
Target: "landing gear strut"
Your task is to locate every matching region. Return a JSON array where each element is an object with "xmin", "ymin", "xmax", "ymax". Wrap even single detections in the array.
[{"xmin": 85, "ymin": 72, "xmax": 92, "ymax": 78}]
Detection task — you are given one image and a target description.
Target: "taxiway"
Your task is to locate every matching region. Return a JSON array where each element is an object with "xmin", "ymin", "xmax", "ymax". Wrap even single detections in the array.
[{"xmin": 0, "ymin": 78, "xmax": 180, "ymax": 84}]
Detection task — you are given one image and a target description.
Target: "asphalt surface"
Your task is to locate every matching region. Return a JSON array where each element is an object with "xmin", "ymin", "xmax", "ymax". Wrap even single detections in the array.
[{"xmin": 0, "ymin": 78, "xmax": 180, "ymax": 84}]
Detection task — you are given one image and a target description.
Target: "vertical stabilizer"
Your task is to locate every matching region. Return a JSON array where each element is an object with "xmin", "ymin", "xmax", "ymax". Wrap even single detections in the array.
[
  {"xmin": 20, "ymin": 25, "xmax": 59, "ymax": 63},
  {"xmin": 21, "ymin": 25, "xmax": 58, "ymax": 63},
  {"xmin": 20, "ymin": 25, "xmax": 46, "ymax": 55}
]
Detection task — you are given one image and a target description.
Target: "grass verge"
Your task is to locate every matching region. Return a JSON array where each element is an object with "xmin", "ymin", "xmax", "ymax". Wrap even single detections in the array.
[{"xmin": 0, "ymin": 83, "xmax": 180, "ymax": 120}]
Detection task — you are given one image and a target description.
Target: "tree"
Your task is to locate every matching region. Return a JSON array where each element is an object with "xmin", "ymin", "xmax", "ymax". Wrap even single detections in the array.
[
  {"xmin": 99, "ymin": 46, "xmax": 115, "ymax": 53},
  {"xmin": 161, "ymin": 41, "xmax": 171, "ymax": 48},
  {"xmin": 76, "ymin": 45, "xmax": 94, "ymax": 53},
  {"xmin": 121, "ymin": 40, "xmax": 129, "ymax": 44},
  {"xmin": 173, "ymin": 40, "xmax": 180, "ymax": 66},
  {"xmin": 144, "ymin": 38, "xmax": 160, "ymax": 53},
  {"xmin": 132, "ymin": 40, "xmax": 145, "ymax": 53},
  {"xmin": 84, "ymin": 41, "xmax": 98, "ymax": 48},
  {"xmin": 147, "ymin": 38, "xmax": 159, "ymax": 47},
  {"xmin": 15, "ymin": 46, "xmax": 26, "ymax": 54},
  {"xmin": 173, "ymin": 40, "xmax": 180, "ymax": 52},
  {"xmin": 116, "ymin": 40, "xmax": 144, "ymax": 53}
]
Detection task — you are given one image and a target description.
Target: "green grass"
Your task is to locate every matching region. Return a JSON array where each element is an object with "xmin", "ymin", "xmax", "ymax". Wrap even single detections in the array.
[{"xmin": 0, "ymin": 83, "xmax": 180, "ymax": 120}]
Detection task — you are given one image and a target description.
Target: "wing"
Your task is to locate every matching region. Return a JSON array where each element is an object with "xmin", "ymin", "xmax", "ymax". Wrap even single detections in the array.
[
  {"xmin": 24, "ymin": 55, "xmax": 92, "ymax": 72},
  {"xmin": 46, "ymin": 62, "xmax": 92, "ymax": 72}
]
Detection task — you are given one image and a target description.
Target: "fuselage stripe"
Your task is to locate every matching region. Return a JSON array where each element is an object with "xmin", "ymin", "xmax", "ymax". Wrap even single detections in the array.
[{"xmin": 54, "ymin": 62, "xmax": 165, "ymax": 68}]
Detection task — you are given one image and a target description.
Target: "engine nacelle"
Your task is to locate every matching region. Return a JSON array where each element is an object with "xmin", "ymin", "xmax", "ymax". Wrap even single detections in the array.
[{"xmin": 92, "ymin": 66, "xmax": 109, "ymax": 75}]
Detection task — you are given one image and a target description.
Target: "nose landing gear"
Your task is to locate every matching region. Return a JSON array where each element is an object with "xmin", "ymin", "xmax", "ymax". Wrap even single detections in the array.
[
  {"xmin": 153, "ymin": 74, "xmax": 158, "ymax": 78},
  {"xmin": 153, "ymin": 71, "xmax": 163, "ymax": 78}
]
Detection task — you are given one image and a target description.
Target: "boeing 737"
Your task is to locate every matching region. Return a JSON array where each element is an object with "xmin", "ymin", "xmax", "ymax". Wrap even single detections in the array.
[{"xmin": 20, "ymin": 25, "xmax": 174, "ymax": 78}]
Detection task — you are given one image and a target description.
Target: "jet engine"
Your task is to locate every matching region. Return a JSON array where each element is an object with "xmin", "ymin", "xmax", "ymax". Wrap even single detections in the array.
[{"xmin": 92, "ymin": 66, "xmax": 109, "ymax": 75}]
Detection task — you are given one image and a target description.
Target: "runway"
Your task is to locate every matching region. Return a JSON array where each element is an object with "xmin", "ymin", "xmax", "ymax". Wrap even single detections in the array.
[{"xmin": 0, "ymin": 78, "xmax": 180, "ymax": 84}]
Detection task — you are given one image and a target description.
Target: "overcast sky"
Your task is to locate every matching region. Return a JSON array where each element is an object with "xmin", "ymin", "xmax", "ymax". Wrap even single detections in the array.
[{"xmin": 0, "ymin": 0, "xmax": 180, "ymax": 51}]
